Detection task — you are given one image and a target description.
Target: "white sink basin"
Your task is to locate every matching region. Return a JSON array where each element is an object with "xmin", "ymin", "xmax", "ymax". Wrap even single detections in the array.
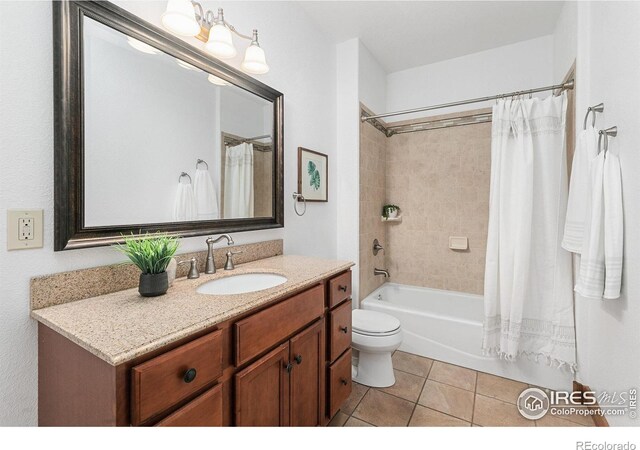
[{"xmin": 196, "ymin": 273, "xmax": 288, "ymax": 295}]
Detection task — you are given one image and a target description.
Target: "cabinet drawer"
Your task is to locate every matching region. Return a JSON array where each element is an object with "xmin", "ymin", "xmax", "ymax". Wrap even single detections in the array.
[
  {"xmin": 328, "ymin": 271, "xmax": 352, "ymax": 308},
  {"xmin": 328, "ymin": 348, "xmax": 352, "ymax": 418},
  {"xmin": 155, "ymin": 384, "xmax": 223, "ymax": 427},
  {"xmin": 329, "ymin": 299, "xmax": 352, "ymax": 362},
  {"xmin": 235, "ymin": 284, "xmax": 324, "ymax": 366},
  {"xmin": 131, "ymin": 329, "xmax": 223, "ymax": 425}
]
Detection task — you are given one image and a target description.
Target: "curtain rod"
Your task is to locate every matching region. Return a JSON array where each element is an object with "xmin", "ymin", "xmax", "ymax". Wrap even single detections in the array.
[{"xmin": 361, "ymin": 79, "xmax": 575, "ymax": 122}]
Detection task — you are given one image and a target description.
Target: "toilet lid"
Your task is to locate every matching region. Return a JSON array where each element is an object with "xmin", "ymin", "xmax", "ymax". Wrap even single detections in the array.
[{"xmin": 352, "ymin": 309, "xmax": 401, "ymax": 336}]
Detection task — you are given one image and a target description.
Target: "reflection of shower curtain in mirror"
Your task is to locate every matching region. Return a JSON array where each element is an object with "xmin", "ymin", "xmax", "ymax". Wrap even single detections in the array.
[{"xmin": 224, "ymin": 143, "xmax": 254, "ymax": 219}]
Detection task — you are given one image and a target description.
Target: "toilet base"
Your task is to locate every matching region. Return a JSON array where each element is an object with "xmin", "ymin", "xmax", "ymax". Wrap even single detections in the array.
[{"xmin": 352, "ymin": 351, "xmax": 396, "ymax": 388}]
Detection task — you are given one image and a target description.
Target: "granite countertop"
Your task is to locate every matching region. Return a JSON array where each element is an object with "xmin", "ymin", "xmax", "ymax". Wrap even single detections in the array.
[{"xmin": 31, "ymin": 255, "xmax": 354, "ymax": 366}]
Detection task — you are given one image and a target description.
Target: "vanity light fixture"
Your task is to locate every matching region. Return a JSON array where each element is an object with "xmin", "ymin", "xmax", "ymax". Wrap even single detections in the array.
[
  {"xmin": 161, "ymin": 1, "xmax": 269, "ymax": 74},
  {"xmin": 126, "ymin": 36, "xmax": 160, "ymax": 55},
  {"xmin": 207, "ymin": 74, "xmax": 230, "ymax": 86}
]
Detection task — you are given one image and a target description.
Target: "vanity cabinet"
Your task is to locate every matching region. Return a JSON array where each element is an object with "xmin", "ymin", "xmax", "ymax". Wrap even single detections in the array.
[
  {"xmin": 236, "ymin": 319, "xmax": 325, "ymax": 426},
  {"xmin": 37, "ymin": 270, "xmax": 352, "ymax": 427}
]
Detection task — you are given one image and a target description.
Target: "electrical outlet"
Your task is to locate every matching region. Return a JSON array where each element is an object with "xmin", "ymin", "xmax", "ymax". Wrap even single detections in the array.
[{"xmin": 7, "ymin": 209, "xmax": 43, "ymax": 250}]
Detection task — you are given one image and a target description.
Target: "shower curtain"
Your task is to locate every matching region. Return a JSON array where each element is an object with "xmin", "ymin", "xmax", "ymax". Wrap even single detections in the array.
[
  {"xmin": 223, "ymin": 143, "xmax": 254, "ymax": 219},
  {"xmin": 482, "ymin": 93, "xmax": 577, "ymax": 371}
]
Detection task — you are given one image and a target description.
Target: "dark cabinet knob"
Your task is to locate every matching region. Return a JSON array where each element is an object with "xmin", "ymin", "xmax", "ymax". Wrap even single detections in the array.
[
  {"xmin": 285, "ymin": 362, "xmax": 293, "ymax": 373},
  {"xmin": 340, "ymin": 378, "xmax": 348, "ymax": 386},
  {"xmin": 339, "ymin": 326, "xmax": 348, "ymax": 334},
  {"xmin": 183, "ymin": 368, "xmax": 197, "ymax": 383},
  {"xmin": 338, "ymin": 285, "xmax": 348, "ymax": 292},
  {"xmin": 294, "ymin": 355, "xmax": 303, "ymax": 365}
]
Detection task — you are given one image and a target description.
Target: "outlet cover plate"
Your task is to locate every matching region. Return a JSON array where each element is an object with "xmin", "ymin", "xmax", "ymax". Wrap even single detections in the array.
[{"xmin": 7, "ymin": 209, "xmax": 43, "ymax": 250}]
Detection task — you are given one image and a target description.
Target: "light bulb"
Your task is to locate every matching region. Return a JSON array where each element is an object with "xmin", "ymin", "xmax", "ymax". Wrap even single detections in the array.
[{"xmin": 161, "ymin": 0, "xmax": 200, "ymax": 37}]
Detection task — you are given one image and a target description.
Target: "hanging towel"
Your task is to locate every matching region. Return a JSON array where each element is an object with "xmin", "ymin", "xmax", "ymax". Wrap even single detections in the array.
[
  {"xmin": 603, "ymin": 152, "xmax": 623, "ymax": 299},
  {"xmin": 562, "ymin": 126, "xmax": 599, "ymax": 252},
  {"xmin": 173, "ymin": 179, "xmax": 197, "ymax": 221},
  {"xmin": 194, "ymin": 167, "xmax": 219, "ymax": 220},
  {"xmin": 575, "ymin": 148, "xmax": 623, "ymax": 300}
]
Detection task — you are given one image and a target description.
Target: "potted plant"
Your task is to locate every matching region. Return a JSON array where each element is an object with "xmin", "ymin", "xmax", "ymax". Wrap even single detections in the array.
[
  {"xmin": 382, "ymin": 204, "xmax": 400, "ymax": 219},
  {"xmin": 115, "ymin": 234, "xmax": 180, "ymax": 297}
]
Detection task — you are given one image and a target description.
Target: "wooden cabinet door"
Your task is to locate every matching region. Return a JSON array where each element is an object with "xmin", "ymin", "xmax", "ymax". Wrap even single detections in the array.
[
  {"xmin": 289, "ymin": 320, "xmax": 325, "ymax": 427},
  {"xmin": 235, "ymin": 343, "xmax": 290, "ymax": 426}
]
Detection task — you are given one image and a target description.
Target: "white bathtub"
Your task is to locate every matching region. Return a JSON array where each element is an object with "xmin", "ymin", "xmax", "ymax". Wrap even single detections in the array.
[{"xmin": 361, "ymin": 283, "xmax": 573, "ymax": 391}]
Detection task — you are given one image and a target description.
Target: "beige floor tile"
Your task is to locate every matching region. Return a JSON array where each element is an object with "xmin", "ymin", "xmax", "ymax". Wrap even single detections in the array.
[
  {"xmin": 536, "ymin": 414, "xmax": 585, "ymax": 427},
  {"xmin": 344, "ymin": 417, "xmax": 374, "ymax": 427},
  {"xmin": 418, "ymin": 380, "xmax": 474, "ymax": 422},
  {"xmin": 476, "ymin": 372, "xmax": 528, "ymax": 404},
  {"xmin": 341, "ymin": 382, "xmax": 369, "ymax": 415},
  {"xmin": 378, "ymin": 370, "xmax": 425, "ymax": 402},
  {"xmin": 409, "ymin": 405, "xmax": 471, "ymax": 427},
  {"xmin": 392, "ymin": 351, "xmax": 434, "ymax": 377},
  {"xmin": 327, "ymin": 411, "xmax": 349, "ymax": 427},
  {"xmin": 549, "ymin": 406, "xmax": 596, "ymax": 426},
  {"xmin": 473, "ymin": 394, "xmax": 534, "ymax": 426},
  {"xmin": 353, "ymin": 389, "xmax": 415, "ymax": 427},
  {"xmin": 428, "ymin": 361, "xmax": 477, "ymax": 391}
]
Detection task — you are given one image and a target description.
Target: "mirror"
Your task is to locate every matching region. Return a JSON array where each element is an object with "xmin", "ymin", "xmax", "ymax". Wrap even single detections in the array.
[{"xmin": 54, "ymin": 1, "xmax": 283, "ymax": 250}]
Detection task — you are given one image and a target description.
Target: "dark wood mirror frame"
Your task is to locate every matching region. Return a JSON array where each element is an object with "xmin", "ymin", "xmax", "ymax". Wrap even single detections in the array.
[{"xmin": 53, "ymin": 1, "xmax": 284, "ymax": 251}]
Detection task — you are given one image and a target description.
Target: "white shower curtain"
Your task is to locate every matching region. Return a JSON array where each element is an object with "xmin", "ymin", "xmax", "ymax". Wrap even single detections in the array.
[
  {"xmin": 223, "ymin": 143, "xmax": 254, "ymax": 219},
  {"xmin": 482, "ymin": 93, "xmax": 577, "ymax": 371}
]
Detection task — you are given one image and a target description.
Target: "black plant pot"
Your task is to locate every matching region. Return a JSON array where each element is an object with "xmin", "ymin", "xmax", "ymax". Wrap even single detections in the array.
[{"xmin": 139, "ymin": 272, "xmax": 169, "ymax": 297}]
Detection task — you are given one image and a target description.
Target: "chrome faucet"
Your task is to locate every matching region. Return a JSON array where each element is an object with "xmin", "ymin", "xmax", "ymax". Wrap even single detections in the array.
[
  {"xmin": 374, "ymin": 268, "xmax": 390, "ymax": 278},
  {"xmin": 205, "ymin": 234, "xmax": 234, "ymax": 274},
  {"xmin": 177, "ymin": 257, "xmax": 200, "ymax": 279}
]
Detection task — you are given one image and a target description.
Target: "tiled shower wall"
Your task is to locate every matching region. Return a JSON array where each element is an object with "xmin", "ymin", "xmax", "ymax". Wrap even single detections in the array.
[
  {"xmin": 359, "ymin": 120, "xmax": 388, "ymax": 300},
  {"xmin": 385, "ymin": 122, "xmax": 491, "ymax": 295}
]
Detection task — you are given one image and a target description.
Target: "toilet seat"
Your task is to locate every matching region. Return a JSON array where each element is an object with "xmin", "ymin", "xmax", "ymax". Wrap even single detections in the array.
[{"xmin": 352, "ymin": 309, "xmax": 400, "ymax": 337}]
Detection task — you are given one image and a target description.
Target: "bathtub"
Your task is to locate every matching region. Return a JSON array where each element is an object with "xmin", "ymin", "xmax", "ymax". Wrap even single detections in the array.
[{"xmin": 361, "ymin": 283, "xmax": 573, "ymax": 391}]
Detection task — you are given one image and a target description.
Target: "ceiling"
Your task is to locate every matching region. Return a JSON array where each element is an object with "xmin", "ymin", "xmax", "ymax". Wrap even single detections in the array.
[{"xmin": 298, "ymin": 1, "xmax": 565, "ymax": 73}]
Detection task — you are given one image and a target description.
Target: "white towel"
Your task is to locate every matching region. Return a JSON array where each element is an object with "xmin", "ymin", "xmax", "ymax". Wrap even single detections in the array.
[
  {"xmin": 575, "ymin": 151, "xmax": 624, "ymax": 299},
  {"xmin": 603, "ymin": 152, "xmax": 623, "ymax": 299},
  {"xmin": 194, "ymin": 167, "xmax": 219, "ymax": 220},
  {"xmin": 562, "ymin": 127, "xmax": 599, "ymax": 252},
  {"xmin": 173, "ymin": 180, "xmax": 197, "ymax": 221}
]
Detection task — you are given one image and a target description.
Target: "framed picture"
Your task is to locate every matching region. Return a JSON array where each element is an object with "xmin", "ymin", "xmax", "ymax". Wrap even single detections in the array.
[{"xmin": 298, "ymin": 147, "xmax": 328, "ymax": 202}]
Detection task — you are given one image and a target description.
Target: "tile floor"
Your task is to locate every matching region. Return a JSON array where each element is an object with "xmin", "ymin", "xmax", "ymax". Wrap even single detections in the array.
[{"xmin": 328, "ymin": 351, "xmax": 595, "ymax": 427}]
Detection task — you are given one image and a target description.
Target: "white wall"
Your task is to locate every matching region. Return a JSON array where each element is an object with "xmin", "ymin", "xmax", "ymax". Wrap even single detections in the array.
[
  {"xmin": 562, "ymin": 1, "xmax": 640, "ymax": 427},
  {"xmin": 0, "ymin": 0, "xmax": 337, "ymax": 426},
  {"xmin": 385, "ymin": 35, "xmax": 555, "ymax": 119},
  {"xmin": 336, "ymin": 38, "xmax": 361, "ymax": 305},
  {"xmin": 358, "ymin": 42, "xmax": 387, "ymax": 114}
]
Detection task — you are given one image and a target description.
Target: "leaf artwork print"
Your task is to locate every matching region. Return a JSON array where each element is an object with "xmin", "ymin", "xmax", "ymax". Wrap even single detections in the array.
[{"xmin": 307, "ymin": 160, "xmax": 321, "ymax": 190}]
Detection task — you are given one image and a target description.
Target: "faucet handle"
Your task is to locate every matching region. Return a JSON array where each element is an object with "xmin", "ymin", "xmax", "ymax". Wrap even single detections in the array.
[
  {"xmin": 178, "ymin": 257, "xmax": 200, "ymax": 279},
  {"xmin": 224, "ymin": 250, "xmax": 242, "ymax": 270}
]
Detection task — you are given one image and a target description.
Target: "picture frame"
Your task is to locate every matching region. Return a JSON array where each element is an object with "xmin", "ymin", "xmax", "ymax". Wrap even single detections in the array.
[{"xmin": 298, "ymin": 147, "xmax": 328, "ymax": 202}]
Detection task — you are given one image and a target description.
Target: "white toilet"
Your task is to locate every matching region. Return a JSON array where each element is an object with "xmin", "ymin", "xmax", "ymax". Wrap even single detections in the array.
[{"xmin": 351, "ymin": 309, "xmax": 403, "ymax": 388}]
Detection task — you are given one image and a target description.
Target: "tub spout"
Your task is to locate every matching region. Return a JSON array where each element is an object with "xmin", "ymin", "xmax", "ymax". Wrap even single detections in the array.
[{"xmin": 374, "ymin": 268, "xmax": 390, "ymax": 278}]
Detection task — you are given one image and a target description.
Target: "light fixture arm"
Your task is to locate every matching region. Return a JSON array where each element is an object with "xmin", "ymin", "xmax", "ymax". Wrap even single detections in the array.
[{"xmin": 190, "ymin": 2, "xmax": 256, "ymax": 41}]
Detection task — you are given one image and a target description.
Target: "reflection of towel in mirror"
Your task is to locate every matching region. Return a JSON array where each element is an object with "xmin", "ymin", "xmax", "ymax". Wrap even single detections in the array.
[
  {"xmin": 194, "ymin": 168, "xmax": 219, "ymax": 220},
  {"xmin": 173, "ymin": 181, "xmax": 197, "ymax": 221}
]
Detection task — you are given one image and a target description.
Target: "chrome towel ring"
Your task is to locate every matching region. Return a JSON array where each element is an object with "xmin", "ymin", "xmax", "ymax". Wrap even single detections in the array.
[
  {"xmin": 178, "ymin": 172, "xmax": 192, "ymax": 183},
  {"xmin": 583, "ymin": 103, "xmax": 604, "ymax": 130},
  {"xmin": 196, "ymin": 159, "xmax": 209, "ymax": 170},
  {"xmin": 292, "ymin": 192, "xmax": 306, "ymax": 216},
  {"xmin": 598, "ymin": 126, "xmax": 618, "ymax": 155}
]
